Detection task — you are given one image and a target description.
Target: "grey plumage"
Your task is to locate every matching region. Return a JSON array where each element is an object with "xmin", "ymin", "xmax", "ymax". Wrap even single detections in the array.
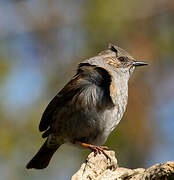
[{"xmin": 26, "ymin": 44, "xmax": 147, "ymax": 169}]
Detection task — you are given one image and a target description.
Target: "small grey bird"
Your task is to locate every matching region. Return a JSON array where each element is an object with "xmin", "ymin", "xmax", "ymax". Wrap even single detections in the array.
[{"xmin": 26, "ymin": 44, "xmax": 148, "ymax": 169}]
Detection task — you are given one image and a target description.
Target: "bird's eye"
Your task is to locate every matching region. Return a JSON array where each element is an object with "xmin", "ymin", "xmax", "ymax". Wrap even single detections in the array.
[{"xmin": 118, "ymin": 57, "xmax": 126, "ymax": 62}]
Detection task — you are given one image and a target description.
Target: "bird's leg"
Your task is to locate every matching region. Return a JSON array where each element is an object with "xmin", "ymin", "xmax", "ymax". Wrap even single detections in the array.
[
  {"xmin": 99, "ymin": 145, "xmax": 109, "ymax": 150},
  {"xmin": 75, "ymin": 141, "xmax": 111, "ymax": 161}
]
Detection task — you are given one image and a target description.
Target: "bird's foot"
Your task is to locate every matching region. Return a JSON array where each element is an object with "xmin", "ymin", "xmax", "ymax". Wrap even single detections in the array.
[
  {"xmin": 98, "ymin": 145, "xmax": 109, "ymax": 150},
  {"xmin": 75, "ymin": 141, "xmax": 111, "ymax": 161}
]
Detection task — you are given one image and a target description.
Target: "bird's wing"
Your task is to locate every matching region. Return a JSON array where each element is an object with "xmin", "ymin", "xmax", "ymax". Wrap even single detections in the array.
[{"xmin": 39, "ymin": 63, "xmax": 115, "ymax": 133}]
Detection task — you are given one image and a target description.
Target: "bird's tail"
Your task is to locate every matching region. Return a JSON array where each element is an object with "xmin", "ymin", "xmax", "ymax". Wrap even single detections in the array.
[{"xmin": 26, "ymin": 140, "xmax": 60, "ymax": 169}]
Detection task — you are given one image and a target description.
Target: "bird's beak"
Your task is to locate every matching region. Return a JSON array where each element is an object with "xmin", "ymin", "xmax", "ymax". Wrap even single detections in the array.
[{"xmin": 133, "ymin": 61, "xmax": 148, "ymax": 67}]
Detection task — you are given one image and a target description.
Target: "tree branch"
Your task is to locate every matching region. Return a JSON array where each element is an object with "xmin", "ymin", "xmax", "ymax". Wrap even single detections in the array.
[{"xmin": 71, "ymin": 150, "xmax": 174, "ymax": 180}]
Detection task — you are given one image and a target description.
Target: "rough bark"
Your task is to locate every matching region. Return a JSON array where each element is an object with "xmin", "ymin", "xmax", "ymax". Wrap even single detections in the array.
[{"xmin": 71, "ymin": 151, "xmax": 174, "ymax": 180}]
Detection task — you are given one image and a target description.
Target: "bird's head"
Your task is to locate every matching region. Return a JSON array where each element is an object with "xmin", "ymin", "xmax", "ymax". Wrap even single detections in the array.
[{"xmin": 99, "ymin": 44, "xmax": 148, "ymax": 75}]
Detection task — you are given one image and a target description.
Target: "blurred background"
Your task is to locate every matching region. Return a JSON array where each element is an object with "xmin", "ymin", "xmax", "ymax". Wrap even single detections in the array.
[{"xmin": 0, "ymin": 0, "xmax": 174, "ymax": 179}]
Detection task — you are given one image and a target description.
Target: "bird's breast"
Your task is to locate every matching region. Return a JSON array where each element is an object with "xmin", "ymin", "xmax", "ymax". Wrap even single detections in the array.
[{"xmin": 99, "ymin": 73, "xmax": 129, "ymax": 135}]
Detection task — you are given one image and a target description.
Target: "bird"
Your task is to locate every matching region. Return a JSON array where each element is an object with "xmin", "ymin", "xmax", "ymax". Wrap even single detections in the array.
[{"xmin": 26, "ymin": 44, "xmax": 148, "ymax": 169}]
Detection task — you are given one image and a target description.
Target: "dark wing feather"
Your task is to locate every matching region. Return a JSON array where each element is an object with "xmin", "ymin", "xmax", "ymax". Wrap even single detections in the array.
[
  {"xmin": 39, "ymin": 63, "xmax": 114, "ymax": 133},
  {"xmin": 39, "ymin": 96, "xmax": 59, "ymax": 132},
  {"xmin": 39, "ymin": 77, "xmax": 83, "ymax": 132}
]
